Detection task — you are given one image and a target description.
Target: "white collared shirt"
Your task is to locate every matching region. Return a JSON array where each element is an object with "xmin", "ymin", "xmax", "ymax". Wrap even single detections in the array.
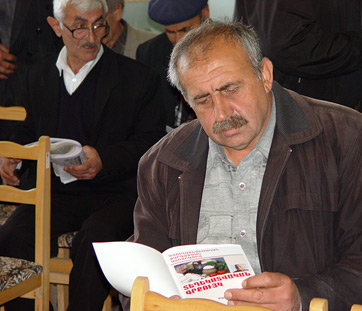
[{"xmin": 55, "ymin": 45, "xmax": 104, "ymax": 95}]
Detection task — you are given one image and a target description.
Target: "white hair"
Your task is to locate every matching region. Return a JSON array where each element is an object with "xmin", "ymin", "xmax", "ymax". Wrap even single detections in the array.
[{"xmin": 53, "ymin": 0, "xmax": 108, "ymax": 23}]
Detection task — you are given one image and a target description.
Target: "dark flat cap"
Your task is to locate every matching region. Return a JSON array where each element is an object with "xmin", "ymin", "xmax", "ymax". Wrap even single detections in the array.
[{"xmin": 148, "ymin": 0, "xmax": 208, "ymax": 25}]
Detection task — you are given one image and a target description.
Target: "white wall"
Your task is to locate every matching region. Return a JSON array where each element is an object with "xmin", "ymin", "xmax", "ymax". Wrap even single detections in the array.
[{"xmin": 122, "ymin": 0, "xmax": 236, "ymax": 33}]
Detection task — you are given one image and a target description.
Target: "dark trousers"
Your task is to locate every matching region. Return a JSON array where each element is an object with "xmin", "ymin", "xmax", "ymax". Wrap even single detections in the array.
[{"xmin": 0, "ymin": 192, "xmax": 135, "ymax": 311}]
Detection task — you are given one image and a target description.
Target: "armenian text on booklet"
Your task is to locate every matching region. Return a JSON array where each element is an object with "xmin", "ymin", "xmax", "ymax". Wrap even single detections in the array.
[{"xmin": 93, "ymin": 242, "xmax": 254, "ymax": 304}]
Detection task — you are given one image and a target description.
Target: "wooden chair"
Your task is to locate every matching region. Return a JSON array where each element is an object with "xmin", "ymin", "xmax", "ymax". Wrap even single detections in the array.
[
  {"xmin": 309, "ymin": 298, "xmax": 362, "ymax": 311},
  {"xmin": 0, "ymin": 106, "xmax": 26, "ymax": 121},
  {"xmin": 0, "ymin": 106, "xmax": 112, "ymax": 310},
  {"xmin": 130, "ymin": 276, "xmax": 271, "ymax": 311},
  {"xmin": 0, "ymin": 136, "xmax": 51, "ymax": 311},
  {"xmin": 0, "ymin": 106, "xmax": 25, "ymax": 227}
]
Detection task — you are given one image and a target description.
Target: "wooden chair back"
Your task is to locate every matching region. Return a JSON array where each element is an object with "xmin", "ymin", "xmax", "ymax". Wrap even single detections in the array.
[
  {"xmin": 130, "ymin": 276, "xmax": 271, "ymax": 311},
  {"xmin": 0, "ymin": 106, "xmax": 26, "ymax": 121},
  {"xmin": 0, "ymin": 136, "xmax": 51, "ymax": 310},
  {"xmin": 309, "ymin": 298, "xmax": 362, "ymax": 311}
]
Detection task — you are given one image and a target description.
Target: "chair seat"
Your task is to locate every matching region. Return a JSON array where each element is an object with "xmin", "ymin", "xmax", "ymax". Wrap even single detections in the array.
[
  {"xmin": 57, "ymin": 231, "xmax": 77, "ymax": 248},
  {"xmin": 0, "ymin": 256, "xmax": 43, "ymax": 291},
  {"xmin": 0, "ymin": 204, "xmax": 17, "ymax": 226}
]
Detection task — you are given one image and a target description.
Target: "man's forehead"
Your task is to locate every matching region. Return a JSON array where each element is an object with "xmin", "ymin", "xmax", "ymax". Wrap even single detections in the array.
[{"xmin": 178, "ymin": 43, "xmax": 252, "ymax": 92}]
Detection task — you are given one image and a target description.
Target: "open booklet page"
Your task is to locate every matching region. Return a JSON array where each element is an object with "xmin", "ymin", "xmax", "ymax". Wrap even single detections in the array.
[
  {"xmin": 93, "ymin": 242, "xmax": 254, "ymax": 304},
  {"xmin": 93, "ymin": 242, "xmax": 179, "ymax": 297}
]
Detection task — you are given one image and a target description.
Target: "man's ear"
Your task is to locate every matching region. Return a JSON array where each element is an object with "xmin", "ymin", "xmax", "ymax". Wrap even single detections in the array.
[
  {"xmin": 201, "ymin": 4, "xmax": 210, "ymax": 20},
  {"xmin": 112, "ymin": 3, "xmax": 123, "ymax": 21},
  {"xmin": 47, "ymin": 16, "xmax": 62, "ymax": 37},
  {"xmin": 261, "ymin": 57, "xmax": 273, "ymax": 93}
]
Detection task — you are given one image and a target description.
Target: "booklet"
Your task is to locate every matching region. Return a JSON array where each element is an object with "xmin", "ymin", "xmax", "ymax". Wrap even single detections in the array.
[
  {"xmin": 93, "ymin": 242, "xmax": 254, "ymax": 304},
  {"xmin": 18, "ymin": 138, "xmax": 86, "ymax": 184},
  {"xmin": 48, "ymin": 138, "xmax": 86, "ymax": 184}
]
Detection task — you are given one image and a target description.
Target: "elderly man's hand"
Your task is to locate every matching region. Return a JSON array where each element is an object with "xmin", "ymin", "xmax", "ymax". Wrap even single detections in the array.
[
  {"xmin": 64, "ymin": 145, "xmax": 103, "ymax": 180},
  {"xmin": 0, "ymin": 43, "xmax": 17, "ymax": 79},
  {"xmin": 0, "ymin": 157, "xmax": 21, "ymax": 185},
  {"xmin": 224, "ymin": 272, "xmax": 301, "ymax": 311}
]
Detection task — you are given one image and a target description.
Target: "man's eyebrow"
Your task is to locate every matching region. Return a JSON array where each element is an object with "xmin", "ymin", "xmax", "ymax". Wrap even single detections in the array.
[
  {"xmin": 193, "ymin": 82, "xmax": 242, "ymax": 100},
  {"xmin": 193, "ymin": 92, "xmax": 210, "ymax": 101},
  {"xmin": 216, "ymin": 82, "xmax": 241, "ymax": 92}
]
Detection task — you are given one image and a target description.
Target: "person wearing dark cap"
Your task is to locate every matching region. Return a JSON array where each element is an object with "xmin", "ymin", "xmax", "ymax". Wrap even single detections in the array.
[{"xmin": 136, "ymin": 0, "xmax": 209, "ymax": 130}]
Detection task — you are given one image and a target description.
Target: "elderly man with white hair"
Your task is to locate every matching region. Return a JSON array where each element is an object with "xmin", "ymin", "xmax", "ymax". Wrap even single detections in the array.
[{"xmin": 0, "ymin": 0, "xmax": 165, "ymax": 310}]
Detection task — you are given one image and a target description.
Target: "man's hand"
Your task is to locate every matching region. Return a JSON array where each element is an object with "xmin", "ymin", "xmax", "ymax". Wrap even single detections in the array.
[
  {"xmin": 0, "ymin": 157, "xmax": 21, "ymax": 185},
  {"xmin": 0, "ymin": 43, "xmax": 17, "ymax": 79},
  {"xmin": 224, "ymin": 272, "xmax": 301, "ymax": 311},
  {"xmin": 64, "ymin": 145, "xmax": 103, "ymax": 180}
]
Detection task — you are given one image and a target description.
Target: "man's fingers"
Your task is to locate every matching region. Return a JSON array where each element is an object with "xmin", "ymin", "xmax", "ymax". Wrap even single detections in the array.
[
  {"xmin": 0, "ymin": 45, "xmax": 17, "ymax": 76},
  {"xmin": 225, "ymin": 287, "xmax": 274, "ymax": 305},
  {"xmin": 0, "ymin": 59, "xmax": 16, "ymax": 73},
  {"xmin": 242, "ymin": 272, "xmax": 284, "ymax": 289},
  {"xmin": 225, "ymin": 272, "xmax": 301, "ymax": 311}
]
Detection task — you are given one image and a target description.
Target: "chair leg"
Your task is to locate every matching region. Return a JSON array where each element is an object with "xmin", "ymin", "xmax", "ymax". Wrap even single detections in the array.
[
  {"xmin": 57, "ymin": 284, "xmax": 69, "ymax": 311},
  {"xmin": 102, "ymin": 294, "xmax": 112, "ymax": 311}
]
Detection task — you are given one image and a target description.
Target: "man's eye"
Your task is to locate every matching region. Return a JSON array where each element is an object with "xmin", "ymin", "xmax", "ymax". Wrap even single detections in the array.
[
  {"xmin": 195, "ymin": 97, "xmax": 211, "ymax": 106},
  {"xmin": 225, "ymin": 87, "xmax": 238, "ymax": 94}
]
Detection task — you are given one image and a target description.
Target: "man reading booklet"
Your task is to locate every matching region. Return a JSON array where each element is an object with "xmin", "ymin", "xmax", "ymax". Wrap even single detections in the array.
[{"xmin": 120, "ymin": 20, "xmax": 362, "ymax": 311}]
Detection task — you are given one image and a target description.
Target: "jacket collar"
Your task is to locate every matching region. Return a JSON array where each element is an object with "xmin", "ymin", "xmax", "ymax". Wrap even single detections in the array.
[
  {"xmin": 158, "ymin": 121, "xmax": 208, "ymax": 172},
  {"xmin": 272, "ymin": 81, "xmax": 323, "ymax": 144}
]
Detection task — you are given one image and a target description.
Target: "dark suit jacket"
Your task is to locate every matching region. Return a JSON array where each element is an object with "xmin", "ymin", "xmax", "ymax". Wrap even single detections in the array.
[
  {"xmin": 0, "ymin": 0, "xmax": 62, "ymax": 138},
  {"xmin": 234, "ymin": 0, "xmax": 362, "ymax": 111},
  {"xmin": 136, "ymin": 33, "xmax": 180, "ymax": 127},
  {"xmin": 14, "ymin": 46, "xmax": 166, "ymax": 199}
]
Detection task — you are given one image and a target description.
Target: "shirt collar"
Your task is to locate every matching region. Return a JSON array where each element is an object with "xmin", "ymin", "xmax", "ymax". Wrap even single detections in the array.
[{"xmin": 56, "ymin": 44, "xmax": 104, "ymax": 76}]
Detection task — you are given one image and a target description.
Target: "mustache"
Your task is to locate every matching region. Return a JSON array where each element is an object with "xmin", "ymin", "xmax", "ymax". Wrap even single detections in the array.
[
  {"xmin": 79, "ymin": 42, "xmax": 99, "ymax": 49},
  {"xmin": 213, "ymin": 114, "xmax": 248, "ymax": 134}
]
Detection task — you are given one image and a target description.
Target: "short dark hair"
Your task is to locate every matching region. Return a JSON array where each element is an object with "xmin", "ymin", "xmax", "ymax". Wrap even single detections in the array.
[{"xmin": 106, "ymin": 0, "xmax": 124, "ymax": 12}]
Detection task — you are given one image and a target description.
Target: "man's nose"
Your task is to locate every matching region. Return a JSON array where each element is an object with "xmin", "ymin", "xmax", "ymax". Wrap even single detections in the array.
[
  {"xmin": 86, "ymin": 28, "xmax": 96, "ymax": 43},
  {"xmin": 213, "ymin": 95, "xmax": 233, "ymax": 123}
]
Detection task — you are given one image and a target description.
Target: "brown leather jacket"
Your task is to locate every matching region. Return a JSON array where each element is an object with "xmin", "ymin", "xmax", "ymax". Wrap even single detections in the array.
[{"xmin": 132, "ymin": 82, "xmax": 362, "ymax": 310}]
